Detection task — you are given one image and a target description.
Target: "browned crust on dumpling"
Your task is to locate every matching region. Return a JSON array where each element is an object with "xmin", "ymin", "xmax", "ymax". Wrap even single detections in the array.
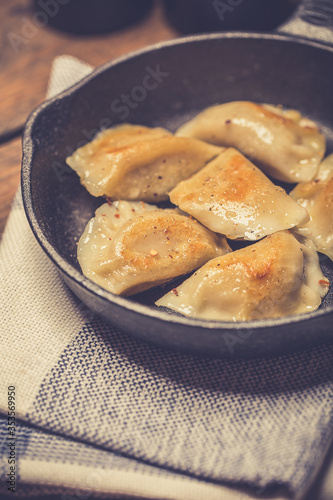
[
  {"xmin": 117, "ymin": 212, "xmax": 224, "ymax": 271},
  {"xmin": 203, "ymin": 232, "xmax": 299, "ymax": 305},
  {"xmin": 66, "ymin": 124, "xmax": 222, "ymax": 202},
  {"xmin": 156, "ymin": 231, "xmax": 329, "ymax": 321},
  {"xmin": 176, "ymin": 101, "xmax": 325, "ymax": 182},
  {"xmin": 78, "ymin": 203, "xmax": 230, "ymax": 297},
  {"xmin": 169, "ymin": 148, "xmax": 309, "ymax": 240}
]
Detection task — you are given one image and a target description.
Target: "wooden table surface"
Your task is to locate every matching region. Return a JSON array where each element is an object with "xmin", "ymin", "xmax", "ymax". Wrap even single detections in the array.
[{"xmin": 0, "ymin": 0, "xmax": 176, "ymax": 238}]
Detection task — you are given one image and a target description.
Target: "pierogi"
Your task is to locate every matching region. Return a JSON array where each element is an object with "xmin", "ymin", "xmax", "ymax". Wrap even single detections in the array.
[
  {"xmin": 176, "ymin": 101, "xmax": 325, "ymax": 183},
  {"xmin": 72, "ymin": 109, "xmax": 330, "ymax": 322},
  {"xmin": 169, "ymin": 148, "xmax": 309, "ymax": 240},
  {"xmin": 290, "ymin": 154, "xmax": 333, "ymax": 260},
  {"xmin": 77, "ymin": 201, "xmax": 231, "ymax": 296},
  {"xmin": 156, "ymin": 231, "xmax": 329, "ymax": 321},
  {"xmin": 66, "ymin": 124, "xmax": 222, "ymax": 202}
]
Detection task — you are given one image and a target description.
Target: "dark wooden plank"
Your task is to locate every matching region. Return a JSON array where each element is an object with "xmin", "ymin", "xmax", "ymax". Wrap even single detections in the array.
[{"xmin": 0, "ymin": 136, "xmax": 22, "ymax": 237}]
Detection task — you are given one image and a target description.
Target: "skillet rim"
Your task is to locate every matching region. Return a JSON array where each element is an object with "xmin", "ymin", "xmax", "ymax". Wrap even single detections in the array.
[{"xmin": 21, "ymin": 31, "xmax": 333, "ymax": 335}]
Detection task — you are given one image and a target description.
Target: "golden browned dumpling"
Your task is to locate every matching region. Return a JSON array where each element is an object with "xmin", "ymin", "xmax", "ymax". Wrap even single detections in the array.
[
  {"xmin": 66, "ymin": 124, "xmax": 222, "ymax": 202},
  {"xmin": 156, "ymin": 231, "xmax": 329, "ymax": 321},
  {"xmin": 290, "ymin": 154, "xmax": 333, "ymax": 260},
  {"xmin": 169, "ymin": 148, "xmax": 309, "ymax": 240},
  {"xmin": 176, "ymin": 101, "xmax": 325, "ymax": 183},
  {"xmin": 77, "ymin": 201, "xmax": 231, "ymax": 296}
]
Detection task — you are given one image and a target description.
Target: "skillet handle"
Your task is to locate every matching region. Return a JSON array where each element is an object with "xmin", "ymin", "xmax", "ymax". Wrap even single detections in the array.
[{"xmin": 277, "ymin": 0, "xmax": 333, "ymax": 45}]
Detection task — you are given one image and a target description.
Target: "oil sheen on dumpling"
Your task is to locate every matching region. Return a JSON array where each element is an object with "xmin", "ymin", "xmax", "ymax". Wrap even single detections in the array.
[
  {"xmin": 290, "ymin": 154, "xmax": 333, "ymax": 260},
  {"xmin": 66, "ymin": 124, "xmax": 222, "ymax": 202},
  {"xmin": 77, "ymin": 201, "xmax": 231, "ymax": 296},
  {"xmin": 169, "ymin": 148, "xmax": 309, "ymax": 240},
  {"xmin": 176, "ymin": 101, "xmax": 325, "ymax": 183},
  {"xmin": 156, "ymin": 231, "xmax": 329, "ymax": 321}
]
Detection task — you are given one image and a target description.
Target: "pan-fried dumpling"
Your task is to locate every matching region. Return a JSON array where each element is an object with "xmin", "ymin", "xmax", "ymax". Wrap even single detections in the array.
[
  {"xmin": 176, "ymin": 101, "xmax": 325, "ymax": 183},
  {"xmin": 169, "ymin": 148, "xmax": 309, "ymax": 240},
  {"xmin": 156, "ymin": 231, "xmax": 329, "ymax": 321},
  {"xmin": 77, "ymin": 200, "xmax": 231, "ymax": 296},
  {"xmin": 290, "ymin": 154, "xmax": 333, "ymax": 260},
  {"xmin": 66, "ymin": 124, "xmax": 222, "ymax": 202}
]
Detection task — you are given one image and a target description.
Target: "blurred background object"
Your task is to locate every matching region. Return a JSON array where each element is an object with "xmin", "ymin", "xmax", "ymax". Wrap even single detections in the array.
[
  {"xmin": 33, "ymin": 0, "xmax": 154, "ymax": 35},
  {"xmin": 163, "ymin": 0, "xmax": 301, "ymax": 34}
]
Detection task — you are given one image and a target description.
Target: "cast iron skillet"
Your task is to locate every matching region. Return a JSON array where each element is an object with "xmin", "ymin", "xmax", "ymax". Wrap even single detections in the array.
[{"xmin": 22, "ymin": 0, "xmax": 333, "ymax": 358}]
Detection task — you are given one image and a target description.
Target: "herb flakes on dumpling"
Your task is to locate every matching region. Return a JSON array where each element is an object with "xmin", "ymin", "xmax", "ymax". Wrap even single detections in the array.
[
  {"xmin": 156, "ymin": 231, "xmax": 329, "ymax": 321},
  {"xmin": 177, "ymin": 101, "xmax": 325, "ymax": 183},
  {"xmin": 169, "ymin": 148, "xmax": 309, "ymax": 241},
  {"xmin": 78, "ymin": 200, "xmax": 231, "ymax": 296},
  {"xmin": 66, "ymin": 124, "xmax": 222, "ymax": 202}
]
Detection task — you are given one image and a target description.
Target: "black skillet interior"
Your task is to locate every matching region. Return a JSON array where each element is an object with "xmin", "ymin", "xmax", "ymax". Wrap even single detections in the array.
[{"xmin": 22, "ymin": 32, "xmax": 333, "ymax": 358}]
